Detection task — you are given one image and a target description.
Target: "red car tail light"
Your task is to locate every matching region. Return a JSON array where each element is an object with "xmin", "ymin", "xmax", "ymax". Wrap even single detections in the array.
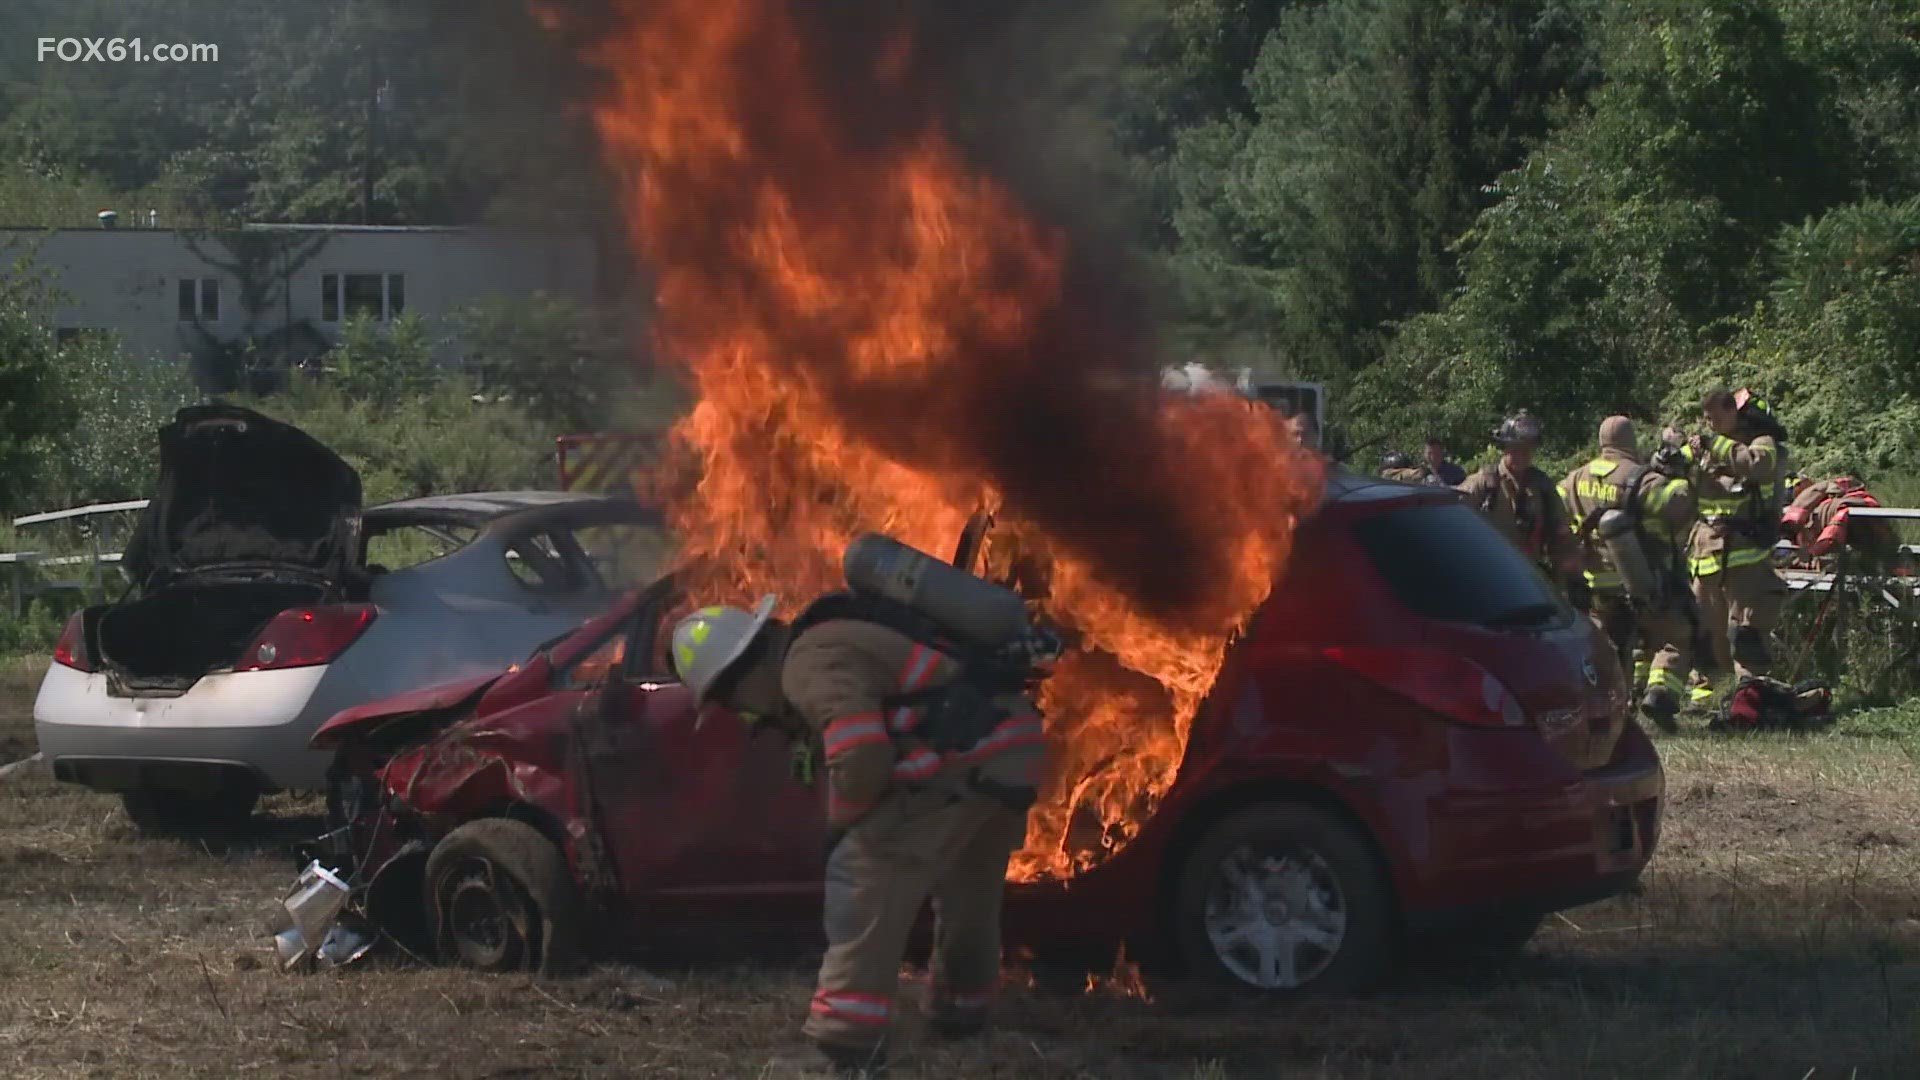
[
  {"xmin": 1321, "ymin": 646, "xmax": 1527, "ymax": 729},
  {"xmin": 53, "ymin": 612, "xmax": 96, "ymax": 672},
  {"xmin": 235, "ymin": 604, "xmax": 377, "ymax": 672}
]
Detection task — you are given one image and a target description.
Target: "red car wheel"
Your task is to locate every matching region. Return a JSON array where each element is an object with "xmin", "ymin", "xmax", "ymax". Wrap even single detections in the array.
[
  {"xmin": 1172, "ymin": 805, "xmax": 1395, "ymax": 995},
  {"xmin": 424, "ymin": 818, "xmax": 583, "ymax": 976}
]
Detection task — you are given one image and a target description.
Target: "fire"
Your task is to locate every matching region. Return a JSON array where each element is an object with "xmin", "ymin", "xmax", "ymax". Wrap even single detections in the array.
[
  {"xmin": 1084, "ymin": 944, "xmax": 1153, "ymax": 1002},
  {"xmin": 572, "ymin": 0, "xmax": 1323, "ymax": 880}
]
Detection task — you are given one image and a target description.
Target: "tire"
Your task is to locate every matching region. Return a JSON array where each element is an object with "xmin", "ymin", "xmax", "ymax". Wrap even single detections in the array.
[
  {"xmin": 1171, "ymin": 805, "xmax": 1395, "ymax": 995},
  {"xmin": 424, "ymin": 818, "xmax": 583, "ymax": 977},
  {"xmin": 122, "ymin": 781, "xmax": 259, "ymax": 836}
]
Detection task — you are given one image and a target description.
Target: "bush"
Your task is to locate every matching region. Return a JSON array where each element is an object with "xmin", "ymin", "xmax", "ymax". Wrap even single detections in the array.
[
  {"xmin": 0, "ymin": 266, "xmax": 83, "ymax": 515},
  {"xmin": 22, "ymin": 334, "xmax": 200, "ymax": 511},
  {"xmin": 229, "ymin": 374, "xmax": 556, "ymax": 504},
  {"xmin": 1664, "ymin": 196, "xmax": 1920, "ymax": 479},
  {"xmin": 326, "ymin": 312, "xmax": 440, "ymax": 402},
  {"xmin": 452, "ymin": 293, "xmax": 629, "ymax": 430}
]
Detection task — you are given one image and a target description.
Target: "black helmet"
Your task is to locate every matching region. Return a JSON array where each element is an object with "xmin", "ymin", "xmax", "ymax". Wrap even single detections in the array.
[
  {"xmin": 1492, "ymin": 410, "xmax": 1543, "ymax": 448},
  {"xmin": 1382, "ymin": 451, "xmax": 1412, "ymax": 470}
]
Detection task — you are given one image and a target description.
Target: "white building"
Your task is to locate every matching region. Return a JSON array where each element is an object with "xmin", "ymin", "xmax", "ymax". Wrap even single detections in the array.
[{"xmin": 0, "ymin": 223, "xmax": 608, "ymax": 377}]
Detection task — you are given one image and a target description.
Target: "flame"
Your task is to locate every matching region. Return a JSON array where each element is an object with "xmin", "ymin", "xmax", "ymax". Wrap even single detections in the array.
[
  {"xmin": 1084, "ymin": 944, "xmax": 1152, "ymax": 1001},
  {"xmin": 573, "ymin": 0, "xmax": 1323, "ymax": 881}
]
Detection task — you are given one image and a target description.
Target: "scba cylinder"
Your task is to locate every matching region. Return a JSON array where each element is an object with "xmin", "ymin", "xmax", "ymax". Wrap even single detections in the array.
[
  {"xmin": 842, "ymin": 534, "xmax": 1033, "ymax": 651},
  {"xmin": 1596, "ymin": 509, "xmax": 1660, "ymax": 604}
]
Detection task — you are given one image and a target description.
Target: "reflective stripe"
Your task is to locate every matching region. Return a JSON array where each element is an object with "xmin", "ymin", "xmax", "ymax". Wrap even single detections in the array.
[
  {"xmin": 950, "ymin": 714, "xmax": 1047, "ymax": 765},
  {"xmin": 811, "ymin": 990, "xmax": 892, "ymax": 1025},
  {"xmin": 1651, "ymin": 668, "xmax": 1687, "ymax": 693},
  {"xmin": 891, "ymin": 748, "xmax": 943, "ymax": 781},
  {"xmin": 897, "ymin": 644, "xmax": 941, "ymax": 693},
  {"xmin": 822, "ymin": 713, "xmax": 890, "ymax": 758},
  {"xmin": 1690, "ymin": 684, "xmax": 1716, "ymax": 702},
  {"xmin": 1585, "ymin": 569, "xmax": 1623, "ymax": 589},
  {"xmin": 888, "ymin": 644, "xmax": 946, "ymax": 735}
]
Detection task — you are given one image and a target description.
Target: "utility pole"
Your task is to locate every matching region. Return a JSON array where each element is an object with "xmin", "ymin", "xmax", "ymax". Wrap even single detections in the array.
[{"xmin": 362, "ymin": 46, "xmax": 379, "ymax": 225}]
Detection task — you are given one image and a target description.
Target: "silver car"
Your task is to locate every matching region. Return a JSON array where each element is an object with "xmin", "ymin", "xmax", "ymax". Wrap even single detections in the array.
[{"xmin": 33, "ymin": 404, "xmax": 668, "ymax": 832}]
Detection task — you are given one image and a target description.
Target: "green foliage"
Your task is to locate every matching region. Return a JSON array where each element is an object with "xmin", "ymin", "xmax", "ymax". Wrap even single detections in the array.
[
  {"xmin": 1169, "ymin": 0, "xmax": 1598, "ymax": 392},
  {"xmin": 0, "ymin": 268, "xmax": 83, "ymax": 514},
  {"xmin": 452, "ymin": 294, "xmax": 627, "ymax": 430},
  {"xmin": 23, "ymin": 334, "xmax": 199, "ymax": 509},
  {"xmin": 0, "ymin": 0, "xmax": 605, "ymax": 227},
  {"xmin": 1665, "ymin": 196, "xmax": 1920, "ymax": 480},
  {"xmin": 230, "ymin": 375, "xmax": 554, "ymax": 504},
  {"xmin": 327, "ymin": 312, "xmax": 439, "ymax": 402},
  {"xmin": 1347, "ymin": 0, "xmax": 1846, "ymax": 457}
]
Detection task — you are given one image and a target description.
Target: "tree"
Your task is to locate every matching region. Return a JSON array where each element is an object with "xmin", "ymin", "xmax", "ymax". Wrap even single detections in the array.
[
  {"xmin": 1350, "ymin": 0, "xmax": 1848, "ymax": 455},
  {"xmin": 1167, "ymin": 0, "xmax": 1598, "ymax": 385},
  {"xmin": 452, "ymin": 294, "xmax": 629, "ymax": 430},
  {"xmin": 1666, "ymin": 196, "xmax": 1920, "ymax": 479},
  {"xmin": 0, "ymin": 265, "xmax": 84, "ymax": 512}
]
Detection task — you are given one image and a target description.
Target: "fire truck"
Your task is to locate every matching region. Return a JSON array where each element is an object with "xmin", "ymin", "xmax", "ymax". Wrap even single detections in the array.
[{"xmin": 554, "ymin": 432, "xmax": 661, "ymax": 495}]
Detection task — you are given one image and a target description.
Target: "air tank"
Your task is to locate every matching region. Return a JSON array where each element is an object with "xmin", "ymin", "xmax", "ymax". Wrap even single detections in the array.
[
  {"xmin": 842, "ymin": 533, "xmax": 1033, "ymax": 651},
  {"xmin": 1596, "ymin": 509, "xmax": 1660, "ymax": 605}
]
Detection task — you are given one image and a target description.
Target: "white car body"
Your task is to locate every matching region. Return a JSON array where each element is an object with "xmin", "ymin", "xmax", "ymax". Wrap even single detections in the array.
[{"xmin": 35, "ymin": 489, "xmax": 667, "ymax": 799}]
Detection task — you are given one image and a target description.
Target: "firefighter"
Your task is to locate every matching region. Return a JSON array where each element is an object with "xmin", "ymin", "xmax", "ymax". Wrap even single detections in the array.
[
  {"xmin": 1380, "ymin": 451, "xmax": 1428, "ymax": 483},
  {"xmin": 1458, "ymin": 410, "xmax": 1580, "ymax": 589},
  {"xmin": 1781, "ymin": 474, "xmax": 1898, "ymax": 568},
  {"xmin": 668, "ymin": 594, "xmax": 1045, "ymax": 1072},
  {"xmin": 1665, "ymin": 388, "xmax": 1791, "ymax": 699},
  {"xmin": 1557, "ymin": 416, "xmax": 1699, "ymax": 731},
  {"xmin": 1422, "ymin": 435, "xmax": 1467, "ymax": 486}
]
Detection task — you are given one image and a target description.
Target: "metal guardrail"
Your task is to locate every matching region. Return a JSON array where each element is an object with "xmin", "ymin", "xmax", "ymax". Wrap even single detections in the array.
[{"xmin": 3, "ymin": 500, "xmax": 147, "ymax": 616}]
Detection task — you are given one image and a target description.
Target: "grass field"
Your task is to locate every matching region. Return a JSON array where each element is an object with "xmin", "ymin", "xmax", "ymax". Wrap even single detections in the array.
[{"xmin": 2, "ymin": 654, "xmax": 1918, "ymax": 1079}]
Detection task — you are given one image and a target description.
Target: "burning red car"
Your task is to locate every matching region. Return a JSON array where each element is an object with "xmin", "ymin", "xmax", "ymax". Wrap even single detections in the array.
[{"xmin": 306, "ymin": 470, "xmax": 1662, "ymax": 994}]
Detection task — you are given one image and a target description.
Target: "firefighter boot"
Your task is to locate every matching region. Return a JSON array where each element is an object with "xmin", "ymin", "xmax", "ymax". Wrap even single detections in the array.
[
  {"xmin": 813, "ymin": 1037, "xmax": 890, "ymax": 1076},
  {"xmin": 1641, "ymin": 686, "xmax": 1682, "ymax": 734}
]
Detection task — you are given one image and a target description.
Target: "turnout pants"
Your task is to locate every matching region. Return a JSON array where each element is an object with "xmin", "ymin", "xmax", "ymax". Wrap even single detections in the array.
[
  {"xmin": 804, "ymin": 779, "xmax": 1028, "ymax": 1050},
  {"xmin": 1692, "ymin": 560, "xmax": 1788, "ymax": 683},
  {"xmin": 1598, "ymin": 594, "xmax": 1695, "ymax": 709}
]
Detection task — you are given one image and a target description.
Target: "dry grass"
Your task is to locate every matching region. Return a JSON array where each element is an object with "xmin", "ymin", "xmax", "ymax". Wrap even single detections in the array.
[{"xmin": 2, "ymin": 657, "xmax": 1919, "ymax": 1078}]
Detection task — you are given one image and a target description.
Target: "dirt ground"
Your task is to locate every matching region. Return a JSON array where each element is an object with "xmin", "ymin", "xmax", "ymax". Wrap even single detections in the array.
[{"xmin": 2, "ymin": 657, "xmax": 1918, "ymax": 1079}]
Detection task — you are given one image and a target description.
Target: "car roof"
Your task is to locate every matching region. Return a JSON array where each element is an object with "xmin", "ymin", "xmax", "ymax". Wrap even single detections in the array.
[
  {"xmin": 1321, "ymin": 465, "xmax": 1458, "ymax": 509},
  {"xmin": 363, "ymin": 490, "xmax": 658, "ymax": 531}
]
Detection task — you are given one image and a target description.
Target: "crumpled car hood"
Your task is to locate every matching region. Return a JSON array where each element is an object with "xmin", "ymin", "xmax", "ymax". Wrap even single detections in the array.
[
  {"xmin": 310, "ymin": 672, "xmax": 502, "ymax": 751},
  {"xmin": 124, "ymin": 403, "xmax": 363, "ymax": 588}
]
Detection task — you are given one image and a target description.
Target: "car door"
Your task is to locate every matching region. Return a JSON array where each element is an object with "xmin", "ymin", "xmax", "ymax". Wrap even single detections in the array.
[{"xmin": 577, "ymin": 587, "xmax": 826, "ymax": 930}]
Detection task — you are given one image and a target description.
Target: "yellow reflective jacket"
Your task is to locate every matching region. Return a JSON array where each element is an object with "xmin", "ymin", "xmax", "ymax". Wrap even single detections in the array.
[
  {"xmin": 1557, "ymin": 450, "xmax": 1696, "ymax": 593},
  {"xmin": 1682, "ymin": 429, "xmax": 1786, "ymax": 577}
]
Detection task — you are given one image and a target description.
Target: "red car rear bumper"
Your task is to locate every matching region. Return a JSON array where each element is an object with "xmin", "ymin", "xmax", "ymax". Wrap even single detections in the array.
[{"xmin": 1398, "ymin": 722, "xmax": 1665, "ymax": 924}]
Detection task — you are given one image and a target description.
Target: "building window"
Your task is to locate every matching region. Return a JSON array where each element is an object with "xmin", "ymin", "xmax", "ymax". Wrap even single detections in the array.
[
  {"xmin": 321, "ymin": 272, "xmax": 405, "ymax": 322},
  {"xmin": 344, "ymin": 273, "xmax": 384, "ymax": 321},
  {"xmin": 178, "ymin": 277, "xmax": 218, "ymax": 322}
]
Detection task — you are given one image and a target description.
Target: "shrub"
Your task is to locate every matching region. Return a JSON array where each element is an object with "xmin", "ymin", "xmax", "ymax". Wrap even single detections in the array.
[
  {"xmin": 228, "ymin": 374, "xmax": 555, "ymax": 504},
  {"xmin": 452, "ymin": 292, "xmax": 630, "ymax": 430}
]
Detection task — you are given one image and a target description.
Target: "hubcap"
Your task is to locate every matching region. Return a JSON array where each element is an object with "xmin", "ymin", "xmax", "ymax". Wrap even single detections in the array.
[{"xmin": 1202, "ymin": 845, "xmax": 1346, "ymax": 989}]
